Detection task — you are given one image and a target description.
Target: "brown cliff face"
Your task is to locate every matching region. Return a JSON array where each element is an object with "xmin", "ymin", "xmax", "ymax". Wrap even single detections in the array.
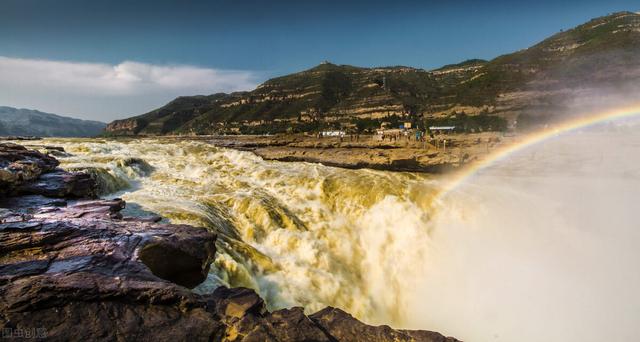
[
  {"xmin": 0, "ymin": 143, "xmax": 460, "ymax": 341},
  {"xmin": 105, "ymin": 118, "xmax": 142, "ymax": 134}
]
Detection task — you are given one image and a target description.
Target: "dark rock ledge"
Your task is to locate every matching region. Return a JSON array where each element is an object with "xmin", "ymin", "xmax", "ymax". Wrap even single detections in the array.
[{"xmin": 0, "ymin": 143, "xmax": 459, "ymax": 342}]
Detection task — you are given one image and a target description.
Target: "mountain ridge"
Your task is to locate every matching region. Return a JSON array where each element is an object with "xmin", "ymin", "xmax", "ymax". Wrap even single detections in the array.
[
  {"xmin": 106, "ymin": 11, "xmax": 640, "ymax": 135},
  {"xmin": 0, "ymin": 106, "xmax": 106, "ymax": 137}
]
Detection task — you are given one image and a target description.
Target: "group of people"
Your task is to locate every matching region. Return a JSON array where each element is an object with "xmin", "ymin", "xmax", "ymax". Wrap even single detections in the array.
[
  {"xmin": 380, "ymin": 129, "xmax": 431, "ymax": 142},
  {"xmin": 316, "ymin": 129, "xmax": 440, "ymax": 146},
  {"xmin": 414, "ymin": 129, "xmax": 429, "ymax": 142}
]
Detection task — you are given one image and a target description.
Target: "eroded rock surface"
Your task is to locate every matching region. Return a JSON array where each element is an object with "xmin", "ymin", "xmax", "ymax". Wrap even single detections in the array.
[
  {"xmin": 1, "ymin": 143, "xmax": 96, "ymax": 198},
  {"xmin": 0, "ymin": 199, "xmax": 219, "ymax": 340},
  {"xmin": 0, "ymin": 143, "xmax": 460, "ymax": 341},
  {"xmin": 0, "ymin": 143, "xmax": 59, "ymax": 193}
]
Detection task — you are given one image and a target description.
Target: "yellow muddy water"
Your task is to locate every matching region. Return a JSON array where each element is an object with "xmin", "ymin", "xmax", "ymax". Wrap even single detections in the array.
[
  {"xmin": 39, "ymin": 137, "xmax": 441, "ymax": 327},
  {"xmin": 33, "ymin": 128, "xmax": 640, "ymax": 342}
]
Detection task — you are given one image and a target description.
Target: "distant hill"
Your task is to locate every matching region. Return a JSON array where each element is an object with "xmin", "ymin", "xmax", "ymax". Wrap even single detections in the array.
[
  {"xmin": 0, "ymin": 107, "xmax": 106, "ymax": 137},
  {"xmin": 106, "ymin": 11, "xmax": 640, "ymax": 135}
]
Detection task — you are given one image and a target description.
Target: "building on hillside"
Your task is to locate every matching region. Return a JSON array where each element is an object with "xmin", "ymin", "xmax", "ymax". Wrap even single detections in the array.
[
  {"xmin": 400, "ymin": 122, "xmax": 412, "ymax": 129},
  {"xmin": 320, "ymin": 130, "xmax": 345, "ymax": 137},
  {"xmin": 429, "ymin": 126, "xmax": 456, "ymax": 134}
]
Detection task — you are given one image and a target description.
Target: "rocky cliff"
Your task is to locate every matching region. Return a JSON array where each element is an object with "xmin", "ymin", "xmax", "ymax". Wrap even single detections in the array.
[
  {"xmin": 106, "ymin": 12, "xmax": 640, "ymax": 136},
  {"xmin": 0, "ymin": 142, "xmax": 459, "ymax": 341}
]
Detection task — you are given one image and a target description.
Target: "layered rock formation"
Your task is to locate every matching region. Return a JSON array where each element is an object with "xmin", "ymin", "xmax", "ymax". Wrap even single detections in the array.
[
  {"xmin": 200, "ymin": 132, "xmax": 509, "ymax": 173},
  {"xmin": 0, "ymin": 143, "xmax": 459, "ymax": 341},
  {"xmin": 0, "ymin": 143, "xmax": 59, "ymax": 193}
]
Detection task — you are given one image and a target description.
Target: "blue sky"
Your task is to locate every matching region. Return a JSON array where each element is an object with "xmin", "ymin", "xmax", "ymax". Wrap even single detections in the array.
[{"xmin": 0, "ymin": 0, "xmax": 638, "ymax": 121}]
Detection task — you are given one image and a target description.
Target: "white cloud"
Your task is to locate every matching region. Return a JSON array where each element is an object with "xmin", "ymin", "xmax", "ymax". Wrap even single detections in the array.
[{"xmin": 0, "ymin": 56, "xmax": 259, "ymax": 122}]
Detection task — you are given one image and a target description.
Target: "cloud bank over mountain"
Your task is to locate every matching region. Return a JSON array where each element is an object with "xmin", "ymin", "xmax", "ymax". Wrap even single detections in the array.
[{"xmin": 0, "ymin": 56, "xmax": 259, "ymax": 121}]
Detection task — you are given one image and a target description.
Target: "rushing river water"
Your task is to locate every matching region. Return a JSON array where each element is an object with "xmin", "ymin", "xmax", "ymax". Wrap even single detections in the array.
[
  {"xmin": 36, "ymin": 129, "xmax": 640, "ymax": 341},
  {"xmin": 41, "ymin": 137, "xmax": 441, "ymax": 327}
]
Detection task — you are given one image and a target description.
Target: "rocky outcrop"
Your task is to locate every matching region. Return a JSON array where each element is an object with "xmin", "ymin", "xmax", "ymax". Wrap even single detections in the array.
[
  {"xmin": 310, "ymin": 307, "xmax": 457, "ymax": 342},
  {"xmin": 0, "ymin": 198, "xmax": 220, "ymax": 341},
  {"xmin": 105, "ymin": 118, "xmax": 142, "ymax": 135},
  {"xmin": 14, "ymin": 170, "xmax": 96, "ymax": 198},
  {"xmin": 209, "ymin": 293, "xmax": 459, "ymax": 342},
  {"xmin": 0, "ymin": 143, "xmax": 96, "ymax": 198},
  {"xmin": 0, "ymin": 143, "xmax": 59, "ymax": 193},
  {"xmin": 0, "ymin": 143, "xmax": 460, "ymax": 341}
]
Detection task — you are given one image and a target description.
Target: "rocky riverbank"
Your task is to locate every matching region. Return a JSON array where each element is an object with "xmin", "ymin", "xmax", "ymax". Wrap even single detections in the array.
[
  {"xmin": 202, "ymin": 132, "xmax": 511, "ymax": 173},
  {"xmin": 0, "ymin": 142, "xmax": 459, "ymax": 341}
]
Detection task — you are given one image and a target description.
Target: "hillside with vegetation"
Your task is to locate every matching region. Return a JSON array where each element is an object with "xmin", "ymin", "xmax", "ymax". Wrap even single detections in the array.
[
  {"xmin": 0, "ymin": 106, "xmax": 106, "ymax": 137},
  {"xmin": 106, "ymin": 11, "xmax": 640, "ymax": 135}
]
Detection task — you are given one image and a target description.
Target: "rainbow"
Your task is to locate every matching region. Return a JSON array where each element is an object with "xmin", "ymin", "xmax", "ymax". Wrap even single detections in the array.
[{"xmin": 437, "ymin": 104, "xmax": 640, "ymax": 198}]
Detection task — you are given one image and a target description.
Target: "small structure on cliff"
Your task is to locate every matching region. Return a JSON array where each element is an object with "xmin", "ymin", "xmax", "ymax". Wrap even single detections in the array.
[{"xmin": 429, "ymin": 126, "xmax": 456, "ymax": 134}]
